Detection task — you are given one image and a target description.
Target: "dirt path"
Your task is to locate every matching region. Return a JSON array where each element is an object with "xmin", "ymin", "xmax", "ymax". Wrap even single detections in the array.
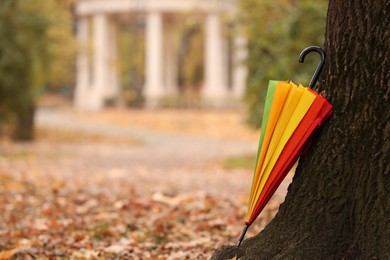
[
  {"xmin": 36, "ymin": 108, "xmax": 258, "ymax": 167},
  {"xmin": 33, "ymin": 108, "xmax": 261, "ymax": 196}
]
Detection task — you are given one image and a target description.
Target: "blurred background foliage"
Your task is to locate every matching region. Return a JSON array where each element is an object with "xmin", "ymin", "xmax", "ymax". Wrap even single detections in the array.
[
  {"xmin": 118, "ymin": 16, "xmax": 146, "ymax": 107},
  {"xmin": 239, "ymin": 0, "xmax": 328, "ymax": 128},
  {"xmin": 176, "ymin": 15, "xmax": 205, "ymax": 107},
  {"xmin": 0, "ymin": 0, "xmax": 75, "ymax": 140},
  {"xmin": 118, "ymin": 14, "xmax": 206, "ymax": 107},
  {"xmin": 0, "ymin": 0, "xmax": 328, "ymax": 140}
]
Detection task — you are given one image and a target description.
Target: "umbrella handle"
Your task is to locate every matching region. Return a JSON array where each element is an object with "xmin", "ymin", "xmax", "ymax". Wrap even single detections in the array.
[{"xmin": 299, "ymin": 46, "xmax": 326, "ymax": 89}]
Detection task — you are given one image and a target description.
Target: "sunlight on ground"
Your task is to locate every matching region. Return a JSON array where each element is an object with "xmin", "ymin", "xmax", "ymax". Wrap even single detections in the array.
[
  {"xmin": 73, "ymin": 108, "xmax": 260, "ymax": 142},
  {"xmin": 36, "ymin": 126, "xmax": 143, "ymax": 145}
]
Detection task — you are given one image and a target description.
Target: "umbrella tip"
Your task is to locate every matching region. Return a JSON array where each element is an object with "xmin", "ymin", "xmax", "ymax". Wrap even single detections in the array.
[{"xmin": 237, "ymin": 224, "xmax": 250, "ymax": 247}]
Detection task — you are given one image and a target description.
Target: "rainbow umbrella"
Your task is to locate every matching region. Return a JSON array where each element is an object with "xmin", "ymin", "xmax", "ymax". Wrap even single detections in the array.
[{"xmin": 237, "ymin": 46, "xmax": 332, "ymax": 246}]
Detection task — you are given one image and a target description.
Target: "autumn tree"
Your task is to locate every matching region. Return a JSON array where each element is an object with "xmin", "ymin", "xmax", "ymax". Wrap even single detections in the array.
[
  {"xmin": 213, "ymin": 0, "xmax": 389, "ymax": 259},
  {"xmin": 240, "ymin": 0, "xmax": 328, "ymax": 127},
  {"xmin": 0, "ymin": 0, "xmax": 75, "ymax": 141}
]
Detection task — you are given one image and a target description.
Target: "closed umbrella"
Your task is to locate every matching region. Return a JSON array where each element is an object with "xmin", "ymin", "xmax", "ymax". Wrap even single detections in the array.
[{"xmin": 238, "ymin": 46, "xmax": 332, "ymax": 246}]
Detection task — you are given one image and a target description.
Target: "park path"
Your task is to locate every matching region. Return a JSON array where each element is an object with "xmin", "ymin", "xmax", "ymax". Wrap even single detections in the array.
[
  {"xmin": 36, "ymin": 108, "xmax": 258, "ymax": 168},
  {"xmin": 33, "ymin": 108, "xmax": 261, "ymax": 197}
]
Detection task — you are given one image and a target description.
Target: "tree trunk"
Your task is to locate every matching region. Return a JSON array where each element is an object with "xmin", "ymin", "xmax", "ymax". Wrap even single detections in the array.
[
  {"xmin": 213, "ymin": 0, "xmax": 389, "ymax": 259},
  {"xmin": 11, "ymin": 100, "xmax": 35, "ymax": 141}
]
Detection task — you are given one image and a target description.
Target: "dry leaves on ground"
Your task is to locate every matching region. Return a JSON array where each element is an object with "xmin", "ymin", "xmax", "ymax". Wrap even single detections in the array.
[
  {"xmin": 0, "ymin": 109, "xmax": 284, "ymax": 259},
  {"xmin": 0, "ymin": 168, "xmax": 279, "ymax": 259}
]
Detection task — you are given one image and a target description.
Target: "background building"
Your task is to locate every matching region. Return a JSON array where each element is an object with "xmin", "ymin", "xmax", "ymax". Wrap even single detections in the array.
[{"xmin": 74, "ymin": 0, "xmax": 247, "ymax": 110}]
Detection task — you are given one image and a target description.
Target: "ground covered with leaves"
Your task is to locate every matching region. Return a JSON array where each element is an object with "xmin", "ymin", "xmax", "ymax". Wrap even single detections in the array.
[{"xmin": 0, "ymin": 109, "xmax": 290, "ymax": 259}]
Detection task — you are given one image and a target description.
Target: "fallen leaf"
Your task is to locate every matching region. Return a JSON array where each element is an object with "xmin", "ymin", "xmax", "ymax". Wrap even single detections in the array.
[
  {"xmin": 152, "ymin": 192, "xmax": 195, "ymax": 206},
  {"xmin": 0, "ymin": 248, "xmax": 17, "ymax": 260}
]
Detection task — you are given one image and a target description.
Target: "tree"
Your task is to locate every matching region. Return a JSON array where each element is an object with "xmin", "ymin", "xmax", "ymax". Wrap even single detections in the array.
[
  {"xmin": 0, "ymin": 0, "xmax": 75, "ymax": 141},
  {"xmin": 213, "ymin": 0, "xmax": 389, "ymax": 258}
]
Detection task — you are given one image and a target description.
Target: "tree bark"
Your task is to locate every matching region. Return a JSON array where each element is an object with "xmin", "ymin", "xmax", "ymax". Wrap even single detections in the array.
[
  {"xmin": 11, "ymin": 99, "xmax": 35, "ymax": 141},
  {"xmin": 213, "ymin": 0, "xmax": 389, "ymax": 258}
]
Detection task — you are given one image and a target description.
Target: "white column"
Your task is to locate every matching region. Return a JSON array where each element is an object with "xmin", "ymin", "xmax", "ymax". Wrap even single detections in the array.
[
  {"xmin": 204, "ymin": 13, "xmax": 226, "ymax": 103},
  {"xmin": 91, "ymin": 13, "xmax": 109, "ymax": 110},
  {"xmin": 74, "ymin": 16, "xmax": 90, "ymax": 110},
  {"xmin": 145, "ymin": 12, "xmax": 164, "ymax": 106},
  {"xmin": 232, "ymin": 36, "xmax": 248, "ymax": 99}
]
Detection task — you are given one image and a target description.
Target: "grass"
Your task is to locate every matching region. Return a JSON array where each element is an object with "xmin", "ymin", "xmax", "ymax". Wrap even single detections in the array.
[
  {"xmin": 0, "ymin": 151, "xmax": 33, "ymax": 160},
  {"xmin": 222, "ymin": 154, "xmax": 257, "ymax": 170}
]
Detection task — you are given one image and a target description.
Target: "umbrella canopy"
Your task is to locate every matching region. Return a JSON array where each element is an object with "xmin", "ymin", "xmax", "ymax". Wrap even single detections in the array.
[{"xmin": 237, "ymin": 47, "xmax": 332, "ymax": 246}]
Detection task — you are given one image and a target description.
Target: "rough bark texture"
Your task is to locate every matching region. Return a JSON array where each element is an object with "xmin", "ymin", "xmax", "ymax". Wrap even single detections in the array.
[{"xmin": 212, "ymin": 0, "xmax": 389, "ymax": 259}]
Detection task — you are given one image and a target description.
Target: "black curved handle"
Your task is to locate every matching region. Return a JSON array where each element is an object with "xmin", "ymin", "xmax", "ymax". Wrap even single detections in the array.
[{"xmin": 299, "ymin": 46, "xmax": 326, "ymax": 89}]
